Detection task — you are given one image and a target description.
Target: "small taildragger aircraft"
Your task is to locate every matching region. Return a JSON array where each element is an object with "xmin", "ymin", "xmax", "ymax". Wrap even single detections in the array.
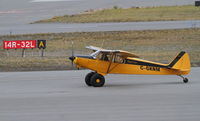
[{"xmin": 69, "ymin": 46, "xmax": 190, "ymax": 87}]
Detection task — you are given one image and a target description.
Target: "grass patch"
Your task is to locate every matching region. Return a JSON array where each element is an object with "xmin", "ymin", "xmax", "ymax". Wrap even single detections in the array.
[
  {"xmin": 0, "ymin": 28, "xmax": 200, "ymax": 71},
  {"xmin": 33, "ymin": 5, "xmax": 200, "ymax": 23},
  {"xmin": 0, "ymin": 57, "xmax": 70, "ymax": 71}
]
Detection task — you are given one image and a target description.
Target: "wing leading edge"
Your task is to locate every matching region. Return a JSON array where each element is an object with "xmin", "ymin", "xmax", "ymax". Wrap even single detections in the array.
[{"xmin": 86, "ymin": 45, "xmax": 139, "ymax": 58}]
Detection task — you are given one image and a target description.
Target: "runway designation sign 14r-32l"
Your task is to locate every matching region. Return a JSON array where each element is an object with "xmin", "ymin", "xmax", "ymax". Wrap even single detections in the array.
[{"xmin": 3, "ymin": 40, "xmax": 37, "ymax": 49}]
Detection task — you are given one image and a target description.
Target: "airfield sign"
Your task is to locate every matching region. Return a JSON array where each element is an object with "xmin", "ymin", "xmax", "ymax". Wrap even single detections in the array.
[
  {"xmin": 3, "ymin": 40, "xmax": 37, "ymax": 49},
  {"xmin": 37, "ymin": 40, "xmax": 46, "ymax": 49}
]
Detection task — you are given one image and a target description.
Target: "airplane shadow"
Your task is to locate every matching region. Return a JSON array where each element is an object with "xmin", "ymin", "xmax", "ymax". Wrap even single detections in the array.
[{"xmin": 104, "ymin": 81, "xmax": 187, "ymax": 88}]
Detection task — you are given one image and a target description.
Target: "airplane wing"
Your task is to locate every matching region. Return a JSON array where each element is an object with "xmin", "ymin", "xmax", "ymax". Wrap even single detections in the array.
[
  {"xmin": 116, "ymin": 50, "xmax": 139, "ymax": 58},
  {"xmin": 86, "ymin": 46, "xmax": 105, "ymax": 51},
  {"xmin": 86, "ymin": 45, "xmax": 139, "ymax": 58}
]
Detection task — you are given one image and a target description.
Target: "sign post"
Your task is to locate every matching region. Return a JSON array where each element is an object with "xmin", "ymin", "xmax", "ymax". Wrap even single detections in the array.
[
  {"xmin": 22, "ymin": 48, "xmax": 25, "ymax": 57},
  {"xmin": 6, "ymin": 49, "xmax": 9, "ymax": 57}
]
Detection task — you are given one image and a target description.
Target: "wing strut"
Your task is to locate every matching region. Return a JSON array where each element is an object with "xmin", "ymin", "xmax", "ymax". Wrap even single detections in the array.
[{"xmin": 106, "ymin": 53, "xmax": 115, "ymax": 73}]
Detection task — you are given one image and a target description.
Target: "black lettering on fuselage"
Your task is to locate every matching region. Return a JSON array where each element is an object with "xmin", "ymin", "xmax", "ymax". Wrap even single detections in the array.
[
  {"xmin": 140, "ymin": 65, "xmax": 145, "ymax": 70},
  {"xmin": 140, "ymin": 65, "xmax": 160, "ymax": 71}
]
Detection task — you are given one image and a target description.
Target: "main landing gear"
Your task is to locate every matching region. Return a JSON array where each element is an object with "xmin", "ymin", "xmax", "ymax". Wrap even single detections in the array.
[
  {"xmin": 85, "ymin": 72, "xmax": 105, "ymax": 87},
  {"xmin": 178, "ymin": 75, "xmax": 189, "ymax": 83}
]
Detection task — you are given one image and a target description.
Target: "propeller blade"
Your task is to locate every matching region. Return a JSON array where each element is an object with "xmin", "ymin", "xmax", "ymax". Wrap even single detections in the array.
[
  {"xmin": 71, "ymin": 40, "xmax": 74, "ymax": 67},
  {"xmin": 68, "ymin": 40, "xmax": 79, "ymax": 70},
  {"xmin": 71, "ymin": 41, "xmax": 74, "ymax": 57}
]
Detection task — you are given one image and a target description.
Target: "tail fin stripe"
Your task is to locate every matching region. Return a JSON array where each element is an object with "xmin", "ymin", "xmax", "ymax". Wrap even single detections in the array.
[{"xmin": 168, "ymin": 51, "xmax": 185, "ymax": 68}]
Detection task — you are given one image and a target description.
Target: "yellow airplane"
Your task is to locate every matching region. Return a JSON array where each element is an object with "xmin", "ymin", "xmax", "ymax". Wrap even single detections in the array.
[{"xmin": 69, "ymin": 46, "xmax": 190, "ymax": 87}]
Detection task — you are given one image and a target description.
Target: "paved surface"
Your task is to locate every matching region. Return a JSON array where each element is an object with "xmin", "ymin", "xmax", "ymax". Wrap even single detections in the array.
[
  {"xmin": 0, "ymin": 0, "xmax": 196, "ymax": 25},
  {"xmin": 0, "ymin": 68, "xmax": 199, "ymax": 121},
  {"xmin": 1, "ymin": 20, "xmax": 200, "ymax": 35},
  {"xmin": 0, "ymin": 0, "xmax": 198, "ymax": 35}
]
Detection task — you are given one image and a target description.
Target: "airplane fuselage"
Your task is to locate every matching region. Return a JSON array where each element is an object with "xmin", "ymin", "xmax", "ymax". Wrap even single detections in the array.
[{"xmin": 74, "ymin": 56, "xmax": 189, "ymax": 76}]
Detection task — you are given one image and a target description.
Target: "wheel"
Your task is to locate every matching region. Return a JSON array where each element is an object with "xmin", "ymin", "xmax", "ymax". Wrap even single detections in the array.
[
  {"xmin": 85, "ymin": 72, "xmax": 95, "ymax": 86},
  {"xmin": 183, "ymin": 78, "xmax": 188, "ymax": 83},
  {"xmin": 85, "ymin": 72, "xmax": 96, "ymax": 86},
  {"xmin": 90, "ymin": 73, "xmax": 105, "ymax": 87}
]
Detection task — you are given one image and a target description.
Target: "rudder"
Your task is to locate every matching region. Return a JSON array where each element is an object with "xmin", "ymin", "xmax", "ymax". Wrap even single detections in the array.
[{"xmin": 168, "ymin": 51, "xmax": 191, "ymax": 73}]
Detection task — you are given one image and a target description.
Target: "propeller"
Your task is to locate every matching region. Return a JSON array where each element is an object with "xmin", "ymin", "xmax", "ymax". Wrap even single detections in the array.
[
  {"xmin": 69, "ymin": 40, "xmax": 75, "ymax": 68},
  {"xmin": 68, "ymin": 40, "xmax": 80, "ymax": 70}
]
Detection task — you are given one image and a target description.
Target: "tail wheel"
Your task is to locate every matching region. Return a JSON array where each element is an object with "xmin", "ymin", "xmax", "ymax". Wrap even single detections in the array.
[
  {"xmin": 90, "ymin": 73, "xmax": 105, "ymax": 87},
  {"xmin": 183, "ymin": 78, "xmax": 189, "ymax": 83},
  {"xmin": 178, "ymin": 75, "xmax": 189, "ymax": 83},
  {"xmin": 85, "ymin": 72, "xmax": 95, "ymax": 86}
]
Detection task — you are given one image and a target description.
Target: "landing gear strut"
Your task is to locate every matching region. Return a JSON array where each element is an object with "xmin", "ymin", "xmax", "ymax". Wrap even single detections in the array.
[
  {"xmin": 85, "ymin": 72, "xmax": 105, "ymax": 87},
  {"xmin": 178, "ymin": 75, "xmax": 189, "ymax": 83}
]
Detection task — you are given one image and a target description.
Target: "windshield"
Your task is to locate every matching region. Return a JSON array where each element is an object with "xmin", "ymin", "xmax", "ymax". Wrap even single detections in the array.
[{"xmin": 90, "ymin": 50, "xmax": 100, "ymax": 59}]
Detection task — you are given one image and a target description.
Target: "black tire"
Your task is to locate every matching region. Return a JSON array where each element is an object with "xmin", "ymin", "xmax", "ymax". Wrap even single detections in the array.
[
  {"xmin": 85, "ymin": 72, "xmax": 95, "ymax": 86},
  {"xmin": 90, "ymin": 73, "xmax": 105, "ymax": 87},
  {"xmin": 183, "ymin": 78, "xmax": 189, "ymax": 83}
]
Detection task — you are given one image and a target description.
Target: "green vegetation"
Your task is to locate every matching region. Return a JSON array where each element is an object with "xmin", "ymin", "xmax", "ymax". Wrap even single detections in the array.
[
  {"xmin": 0, "ymin": 28, "xmax": 200, "ymax": 71},
  {"xmin": 33, "ymin": 5, "xmax": 200, "ymax": 23}
]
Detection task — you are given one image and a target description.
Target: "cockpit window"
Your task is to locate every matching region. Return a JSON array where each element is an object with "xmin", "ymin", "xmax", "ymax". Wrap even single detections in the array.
[
  {"xmin": 94, "ymin": 52, "xmax": 124, "ymax": 63},
  {"xmin": 96, "ymin": 52, "xmax": 112, "ymax": 61},
  {"xmin": 114, "ymin": 55, "xmax": 124, "ymax": 63},
  {"xmin": 102, "ymin": 54, "xmax": 110, "ymax": 61}
]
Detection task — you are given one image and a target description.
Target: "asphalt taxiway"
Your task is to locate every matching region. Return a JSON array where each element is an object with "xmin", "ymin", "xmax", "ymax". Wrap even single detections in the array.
[
  {"xmin": 0, "ymin": 68, "xmax": 199, "ymax": 121},
  {"xmin": 0, "ymin": 0, "xmax": 198, "ymax": 35},
  {"xmin": 1, "ymin": 20, "xmax": 200, "ymax": 35},
  {"xmin": 0, "ymin": 0, "xmax": 196, "ymax": 26}
]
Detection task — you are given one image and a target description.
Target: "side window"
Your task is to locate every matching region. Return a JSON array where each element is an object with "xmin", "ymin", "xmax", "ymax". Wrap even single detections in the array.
[
  {"xmin": 114, "ymin": 55, "xmax": 124, "ymax": 63},
  {"xmin": 102, "ymin": 54, "xmax": 109, "ymax": 61},
  {"xmin": 96, "ymin": 53, "xmax": 111, "ymax": 61}
]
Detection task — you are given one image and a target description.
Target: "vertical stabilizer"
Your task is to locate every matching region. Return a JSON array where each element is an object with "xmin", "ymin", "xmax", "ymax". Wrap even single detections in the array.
[{"xmin": 168, "ymin": 51, "xmax": 191, "ymax": 72}]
